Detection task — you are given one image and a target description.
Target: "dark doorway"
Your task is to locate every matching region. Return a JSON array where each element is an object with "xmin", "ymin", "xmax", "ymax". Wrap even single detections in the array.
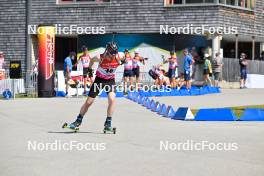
[{"xmin": 55, "ymin": 36, "xmax": 77, "ymax": 70}]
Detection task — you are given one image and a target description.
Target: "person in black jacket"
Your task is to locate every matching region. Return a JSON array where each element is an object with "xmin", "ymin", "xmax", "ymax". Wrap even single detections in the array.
[{"xmin": 239, "ymin": 53, "xmax": 248, "ymax": 89}]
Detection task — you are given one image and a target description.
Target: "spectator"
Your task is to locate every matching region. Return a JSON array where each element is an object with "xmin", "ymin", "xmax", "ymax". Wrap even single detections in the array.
[
  {"xmin": 239, "ymin": 53, "xmax": 248, "ymax": 89},
  {"xmin": 203, "ymin": 53, "xmax": 212, "ymax": 86},
  {"xmin": 152, "ymin": 64, "xmax": 170, "ymax": 88},
  {"xmin": 230, "ymin": 49, "xmax": 235, "ymax": 58},
  {"xmin": 198, "ymin": 47, "xmax": 206, "ymax": 63},
  {"xmin": 0, "ymin": 52, "xmax": 5, "ymax": 80},
  {"xmin": 183, "ymin": 49, "xmax": 194, "ymax": 91},
  {"xmin": 165, "ymin": 0, "xmax": 174, "ymax": 5},
  {"xmin": 260, "ymin": 51, "xmax": 264, "ymax": 61},
  {"xmin": 0, "ymin": 52, "xmax": 5, "ymax": 69},
  {"xmin": 176, "ymin": 73, "xmax": 185, "ymax": 90},
  {"xmin": 163, "ymin": 51, "xmax": 178, "ymax": 88},
  {"xmin": 191, "ymin": 47, "xmax": 201, "ymax": 79},
  {"xmin": 64, "ymin": 51, "xmax": 76, "ymax": 97},
  {"xmin": 212, "ymin": 52, "xmax": 223, "ymax": 87}
]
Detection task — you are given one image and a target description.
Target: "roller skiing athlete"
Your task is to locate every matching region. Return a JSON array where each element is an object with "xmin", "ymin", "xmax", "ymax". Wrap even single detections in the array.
[{"xmin": 62, "ymin": 42, "xmax": 126, "ymax": 134}]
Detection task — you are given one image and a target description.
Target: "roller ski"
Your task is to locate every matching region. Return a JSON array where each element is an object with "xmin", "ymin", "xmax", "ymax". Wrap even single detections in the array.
[
  {"xmin": 103, "ymin": 117, "xmax": 116, "ymax": 134},
  {"xmin": 62, "ymin": 116, "xmax": 82, "ymax": 132},
  {"xmin": 62, "ymin": 122, "xmax": 79, "ymax": 132},
  {"xmin": 103, "ymin": 126, "xmax": 116, "ymax": 134}
]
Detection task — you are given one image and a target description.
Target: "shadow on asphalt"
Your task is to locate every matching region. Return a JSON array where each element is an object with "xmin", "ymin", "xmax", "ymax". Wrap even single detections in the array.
[{"xmin": 47, "ymin": 131, "xmax": 113, "ymax": 135}]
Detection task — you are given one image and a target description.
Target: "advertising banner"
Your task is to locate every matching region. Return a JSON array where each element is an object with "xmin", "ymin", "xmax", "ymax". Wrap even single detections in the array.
[{"xmin": 38, "ymin": 25, "xmax": 55, "ymax": 97}]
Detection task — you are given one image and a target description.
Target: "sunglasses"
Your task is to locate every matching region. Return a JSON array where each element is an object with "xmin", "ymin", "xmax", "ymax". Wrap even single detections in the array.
[{"xmin": 109, "ymin": 51, "xmax": 117, "ymax": 55}]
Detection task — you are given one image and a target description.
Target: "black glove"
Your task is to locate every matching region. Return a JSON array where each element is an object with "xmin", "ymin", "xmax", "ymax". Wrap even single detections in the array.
[
  {"xmin": 120, "ymin": 59, "xmax": 126, "ymax": 65},
  {"xmin": 88, "ymin": 68, "xmax": 93, "ymax": 77}
]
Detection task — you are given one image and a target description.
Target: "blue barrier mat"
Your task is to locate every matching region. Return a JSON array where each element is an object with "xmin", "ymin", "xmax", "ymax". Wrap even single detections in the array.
[
  {"xmin": 166, "ymin": 106, "xmax": 175, "ymax": 118},
  {"xmin": 158, "ymin": 104, "xmax": 167, "ymax": 116},
  {"xmin": 239, "ymin": 109, "xmax": 264, "ymax": 121},
  {"xmin": 172, "ymin": 107, "xmax": 189, "ymax": 120},
  {"xmin": 195, "ymin": 108, "xmax": 237, "ymax": 121}
]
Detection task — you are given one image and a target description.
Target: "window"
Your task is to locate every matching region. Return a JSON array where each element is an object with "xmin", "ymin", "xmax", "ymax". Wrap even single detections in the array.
[
  {"xmin": 165, "ymin": 0, "xmax": 255, "ymax": 10},
  {"xmin": 58, "ymin": 0, "xmax": 110, "ymax": 4},
  {"xmin": 186, "ymin": 0, "xmax": 204, "ymax": 3},
  {"xmin": 237, "ymin": 0, "xmax": 255, "ymax": 9},
  {"xmin": 165, "ymin": 0, "xmax": 217, "ymax": 5},
  {"xmin": 226, "ymin": 0, "xmax": 236, "ymax": 6}
]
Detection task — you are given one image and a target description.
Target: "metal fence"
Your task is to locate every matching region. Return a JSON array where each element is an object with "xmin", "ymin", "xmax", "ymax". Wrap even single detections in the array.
[
  {"xmin": 0, "ymin": 70, "xmax": 38, "ymax": 97},
  {"xmin": 115, "ymin": 71, "xmax": 153, "ymax": 85},
  {"xmin": 25, "ymin": 70, "xmax": 38, "ymax": 97},
  {"xmin": 222, "ymin": 58, "xmax": 264, "ymax": 82}
]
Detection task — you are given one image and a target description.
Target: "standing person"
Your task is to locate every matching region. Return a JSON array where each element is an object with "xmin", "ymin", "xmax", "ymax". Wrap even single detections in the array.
[
  {"xmin": 123, "ymin": 49, "xmax": 133, "ymax": 91},
  {"xmin": 203, "ymin": 53, "xmax": 212, "ymax": 86},
  {"xmin": 260, "ymin": 51, "xmax": 264, "ymax": 61},
  {"xmin": 183, "ymin": 49, "xmax": 194, "ymax": 91},
  {"xmin": 239, "ymin": 53, "xmax": 248, "ymax": 89},
  {"xmin": 0, "ymin": 52, "xmax": 6, "ymax": 80},
  {"xmin": 212, "ymin": 52, "xmax": 223, "ymax": 87},
  {"xmin": 163, "ymin": 51, "xmax": 178, "ymax": 88},
  {"xmin": 68, "ymin": 42, "xmax": 125, "ymax": 132},
  {"xmin": 191, "ymin": 47, "xmax": 201, "ymax": 79},
  {"xmin": 132, "ymin": 49, "xmax": 144, "ymax": 88},
  {"xmin": 79, "ymin": 46, "xmax": 93, "ymax": 95},
  {"xmin": 64, "ymin": 52, "xmax": 76, "ymax": 97},
  {"xmin": 0, "ymin": 52, "xmax": 5, "ymax": 69}
]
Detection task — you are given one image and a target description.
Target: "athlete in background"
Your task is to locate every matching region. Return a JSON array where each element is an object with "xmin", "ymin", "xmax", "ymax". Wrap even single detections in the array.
[
  {"xmin": 123, "ymin": 49, "xmax": 133, "ymax": 91},
  {"xmin": 79, "ymin": 46, "xmax": 93, "ymax": 95},
  {"xmin": 132, "ymin": 50, "xmax": 145, "ymax": 88},
  {"xmin": 163, "ymin": 51, "xmax": 178, "ymax": 88}
]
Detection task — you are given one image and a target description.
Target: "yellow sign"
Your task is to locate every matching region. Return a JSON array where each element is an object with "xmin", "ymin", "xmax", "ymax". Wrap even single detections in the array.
[{"xmin": 10, "ymin": 63, "xmax": 20, "ymax": 69}]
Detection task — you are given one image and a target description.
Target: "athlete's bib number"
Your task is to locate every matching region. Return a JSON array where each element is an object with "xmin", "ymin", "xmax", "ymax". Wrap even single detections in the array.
[{"xmin": 106, "ymin": 68, "xmax": 114, "ymax": 73}]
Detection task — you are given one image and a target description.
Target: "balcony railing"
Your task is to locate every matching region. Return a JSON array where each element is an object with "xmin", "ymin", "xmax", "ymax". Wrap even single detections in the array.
[
  {"xmin": 164, "ymin": 0, "xmax": 255, "ymax": 10},
  {"xmin": 57, "ymin": 0, "xmax": 110, "ymax": 5}
]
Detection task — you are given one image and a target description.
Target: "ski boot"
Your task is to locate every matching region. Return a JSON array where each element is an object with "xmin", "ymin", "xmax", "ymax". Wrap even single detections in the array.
[
  {"xmin": 62, "ymin": 116, "xmax": 82, "ymax": 132},
  {"xmin": 103, "ymin": 117, "xmax": 116, "ymax": 134}
]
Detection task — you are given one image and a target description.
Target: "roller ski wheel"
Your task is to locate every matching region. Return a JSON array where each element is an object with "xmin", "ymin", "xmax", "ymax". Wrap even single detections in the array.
[
  {"xmin": 62, "ymin": 122, "xmax": 79, "ymax": 133},
  {"xmin": 103, "ymin": 127, "xmax": 116, "ymax": 134}
]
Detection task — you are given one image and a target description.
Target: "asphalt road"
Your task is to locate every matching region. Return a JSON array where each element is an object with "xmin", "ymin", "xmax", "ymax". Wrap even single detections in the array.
[
  {"xmin": 153, "ymin": 89, "xmax": 264, "ymax": 109},
  {"xmin": 0, "ymin": 89, "xmax": 264, "ymax": 176}
]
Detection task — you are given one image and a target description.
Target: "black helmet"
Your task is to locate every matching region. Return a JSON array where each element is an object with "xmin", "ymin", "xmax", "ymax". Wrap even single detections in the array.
[
  {"xmin": 82, "ymin": 45, "xmax": 88, "ymax": 51},
  {"xmin": 106, "ymin": 42, "xmax": 118, "ymax": 55},
  {"xmin": 69, "ymin": 51, "xmax": 76, "ymax": 57}
]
